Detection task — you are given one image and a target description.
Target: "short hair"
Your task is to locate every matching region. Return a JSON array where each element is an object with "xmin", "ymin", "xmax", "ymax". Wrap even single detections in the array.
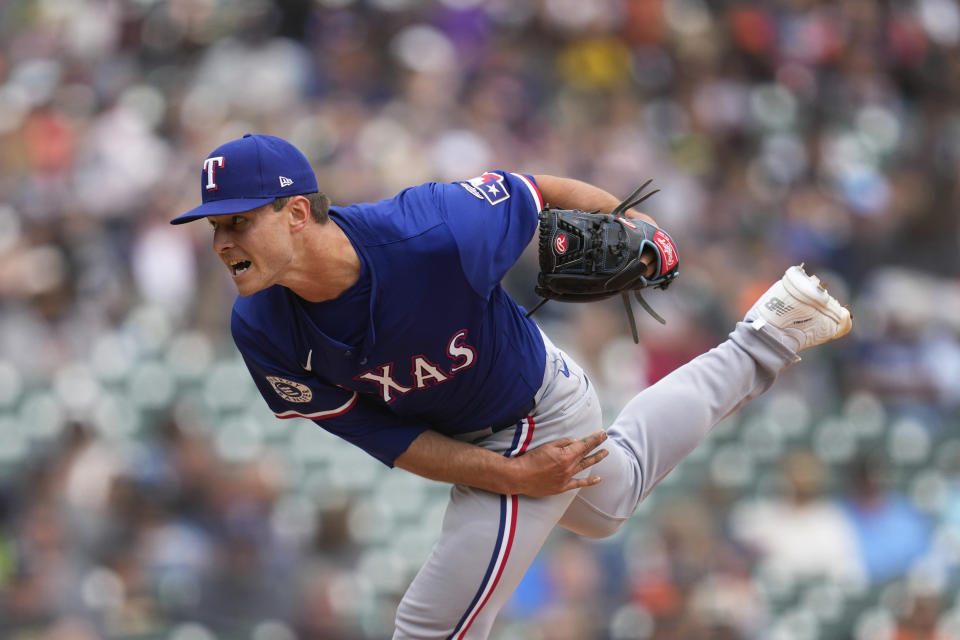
[{"xmin": 271, "ymin": 192, "xmax": 330, "ymax": 223}]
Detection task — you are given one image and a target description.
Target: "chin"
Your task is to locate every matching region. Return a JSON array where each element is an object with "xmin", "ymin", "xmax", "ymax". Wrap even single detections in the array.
[
  {"xmin": 231, "ymin": 266, "xmax": 275, "ymax": 296},
  {"xmin": 234, "ymin": 280, "xmax": 263, "ymax": 297}
]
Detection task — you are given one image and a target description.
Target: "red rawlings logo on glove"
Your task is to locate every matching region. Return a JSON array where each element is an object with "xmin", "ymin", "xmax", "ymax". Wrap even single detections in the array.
[
  {"xmin": 653, "ymin": 229, "xmax": 678, "ymax": 276},
  {"xmin": 554, "ymin": 233, "xmax": 568, "ymax": 255}
]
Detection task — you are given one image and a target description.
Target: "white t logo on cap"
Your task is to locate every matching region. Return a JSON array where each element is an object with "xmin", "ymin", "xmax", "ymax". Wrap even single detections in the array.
[{"xmin": 204, "ymin": 156, "xmax": 225, "ymax": 191}]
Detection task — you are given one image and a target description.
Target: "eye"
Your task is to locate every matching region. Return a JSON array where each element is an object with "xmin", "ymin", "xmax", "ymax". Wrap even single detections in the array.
[{"xmin": 231, "ymin": 215, "xmax": 247, "ymax": 226}]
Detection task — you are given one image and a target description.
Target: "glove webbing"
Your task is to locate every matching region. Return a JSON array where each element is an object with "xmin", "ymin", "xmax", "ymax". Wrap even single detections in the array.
[{"xmin": 526, "ymin": 179, "xmax": 666, "ymax": 344}]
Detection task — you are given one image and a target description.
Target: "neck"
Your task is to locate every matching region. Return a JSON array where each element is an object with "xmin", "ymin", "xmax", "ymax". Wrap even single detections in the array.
[{"xmin": 282, "ymin": 219, "xmax": 361, "ymax": 302}]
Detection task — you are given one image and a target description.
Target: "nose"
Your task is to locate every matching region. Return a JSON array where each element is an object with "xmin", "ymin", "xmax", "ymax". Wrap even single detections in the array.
[{"xmin": 213, "ymin": 227, "xmax": 233, "ymax": 254}]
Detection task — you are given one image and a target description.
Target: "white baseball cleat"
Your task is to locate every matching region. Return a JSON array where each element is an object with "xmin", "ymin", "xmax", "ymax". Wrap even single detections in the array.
[{"xmin": 749, "ymin": 265, "xmax": 853, "ymax": 351}]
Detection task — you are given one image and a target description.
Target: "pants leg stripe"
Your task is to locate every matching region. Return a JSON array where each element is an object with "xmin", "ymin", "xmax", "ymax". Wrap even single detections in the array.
[
  {"xmin": 515, "ymin": 416, "xmax": 535, "ymax": 456},
  {"xmin": 447, "ymin": 416, "xmax": 535, "ymax": 639}
]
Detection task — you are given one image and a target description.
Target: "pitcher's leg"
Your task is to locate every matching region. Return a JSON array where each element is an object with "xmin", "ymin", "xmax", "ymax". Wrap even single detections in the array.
[
  {"xmin": 608, "ymin": 320, "xmax": 797, "ymax": 502},
  {"xmin": 395, "ymin": 341, "xmax": 604, "ymax": 640},
  {"xmin": 393, "ymin": 485, "xmax": 578, "ymax": 639},
  {"xmin": 561, "ymin": 320, "xmax": 797, "ymax": 534},
  {"xmin": 562, "ymin": 265, "xmax": 853, "ymax": 532}
]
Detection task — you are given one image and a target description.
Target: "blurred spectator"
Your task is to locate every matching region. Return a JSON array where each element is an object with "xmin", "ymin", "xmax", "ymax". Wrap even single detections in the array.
[
  {"xmin": 841, "ymin": 453, "xmax": 932, "ymax": 583},
  {"xmin": 892, "ymin": 588, "xmax": 957, "ymax": 640},
  {"xmin": 850, "ymin": 268, "xmax": 960, "ymax": 425},
  {"xmin": 622, "ymin": 491, "xmax": 762, "ymax": 640},
  {"xmin": 517, "ymin": 533, "xmax": 606, "ymax": 640},
  {"xmin": 729, "ymin": 450, "xmax": 865, "ymax": 583}
]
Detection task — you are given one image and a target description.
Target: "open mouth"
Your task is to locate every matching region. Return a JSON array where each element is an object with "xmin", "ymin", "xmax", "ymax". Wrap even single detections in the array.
[{"xmin": 230, "ymin": 260, "xmax": 252, "ymax": 276}]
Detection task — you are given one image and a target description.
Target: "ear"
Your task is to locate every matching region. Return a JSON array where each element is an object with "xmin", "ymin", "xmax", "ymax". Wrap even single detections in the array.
[{"xmin": 286, "ymin": 195, "xmax": 312, "ymax": 232}]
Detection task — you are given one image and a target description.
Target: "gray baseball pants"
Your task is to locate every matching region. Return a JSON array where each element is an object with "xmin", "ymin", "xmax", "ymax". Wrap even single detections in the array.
[{"xmin": 393, "ymin": 320, "xmax": 798, "ymax": 639}]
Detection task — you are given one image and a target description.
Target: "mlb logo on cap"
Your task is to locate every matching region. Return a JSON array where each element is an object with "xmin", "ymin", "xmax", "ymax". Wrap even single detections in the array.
[{"xmin": 170, "ymin": 134, "xmax": 319, "ymax": 224}]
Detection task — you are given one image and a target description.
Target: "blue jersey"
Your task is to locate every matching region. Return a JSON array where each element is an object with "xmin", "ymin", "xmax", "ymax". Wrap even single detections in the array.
[{"xmin": 232, "ymin": 171, "xmax": 547, "ymax": 466}]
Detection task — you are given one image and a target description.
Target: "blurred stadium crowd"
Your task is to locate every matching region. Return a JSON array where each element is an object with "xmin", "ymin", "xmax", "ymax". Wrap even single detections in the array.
[{"xmin": 2, "ymin": 0, "xmax": 960, "ymax": 638}]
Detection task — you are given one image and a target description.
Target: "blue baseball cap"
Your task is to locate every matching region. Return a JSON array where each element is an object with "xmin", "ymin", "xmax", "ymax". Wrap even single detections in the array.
[{"xmin": 170, "ymin": 134, "xmax": 319, "ymax": 224}]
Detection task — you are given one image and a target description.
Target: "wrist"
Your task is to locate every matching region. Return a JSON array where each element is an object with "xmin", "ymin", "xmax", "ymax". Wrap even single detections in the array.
[{"xmin": 502, "ymin": 457, "xmax": 524, "ymax": 495}]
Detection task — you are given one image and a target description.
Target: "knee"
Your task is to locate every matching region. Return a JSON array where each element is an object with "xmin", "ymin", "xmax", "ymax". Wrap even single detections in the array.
[
  {"xmin": 581, "ymin": 520, "xmax": 626, "ymax": 539},
  {"xmin": 394, "ymin": 596, "xmax": 457, "ymax": 639},
  {"xmin": 560, "ymin": 515, "xmax": 627, "ymax": 539},
  {"xmin": 393, "ymin": 599, "xmax": 426, "ymax": 639}
]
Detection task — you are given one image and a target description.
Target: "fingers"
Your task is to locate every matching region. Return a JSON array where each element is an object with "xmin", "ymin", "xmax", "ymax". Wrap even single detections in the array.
[
  {"xmin": 562, "ymin": 474, "xmax": 603, "ymax": 492},
  {"xmin": 562, "ymin": 436, "xmax": 610, "ymax": 493},
  {"xmin": 624, "ymin": 209, "xmax": 657, "ymax": 226},
  {"xmin": 639, "ymin": 246, "xmax": 658, "ymax": 279},
  {"xmin": 569, "ymin": 430, "xmax": 607, "ymax": 455},
  {"xmin": 550, "ymin": 430, "xmax": 607, "ymax": 455},
  {"xmin": 579, "ymin": 448, "xmax": 608, "ymax": 471}
]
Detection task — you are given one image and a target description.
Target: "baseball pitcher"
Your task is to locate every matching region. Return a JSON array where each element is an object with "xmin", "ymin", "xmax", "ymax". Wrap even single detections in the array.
[{"xmin": 172, "ymin": 134, "xmax": 852, "ymax": 639}]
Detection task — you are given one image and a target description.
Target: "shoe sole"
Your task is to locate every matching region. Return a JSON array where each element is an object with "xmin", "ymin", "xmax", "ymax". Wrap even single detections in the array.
[{"xmin": 781, "ymin": 267, "xmax": 853, "ymax": 339}]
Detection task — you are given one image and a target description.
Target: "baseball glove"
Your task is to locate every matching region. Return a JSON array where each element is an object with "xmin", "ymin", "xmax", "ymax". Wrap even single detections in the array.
[{"xmin": 527, "ymin": 179, "xmax": 679, "ymax": 343}]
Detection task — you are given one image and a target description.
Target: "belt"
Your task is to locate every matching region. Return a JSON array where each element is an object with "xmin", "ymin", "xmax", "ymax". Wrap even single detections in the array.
[{"xmin": 490, "ymin": 398, "xmax": 536, "ymax": 433}]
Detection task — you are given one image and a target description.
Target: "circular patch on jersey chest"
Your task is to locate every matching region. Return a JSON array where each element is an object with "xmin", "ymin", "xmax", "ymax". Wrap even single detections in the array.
[{"xmin": 266, "ymin": 376, "xmax": 313, "ymax": 403}]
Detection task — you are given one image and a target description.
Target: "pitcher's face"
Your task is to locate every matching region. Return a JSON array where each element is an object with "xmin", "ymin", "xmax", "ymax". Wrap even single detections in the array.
[{"xmin": 208, "ymin": 204, "xmax": 295, "ymax": 296}]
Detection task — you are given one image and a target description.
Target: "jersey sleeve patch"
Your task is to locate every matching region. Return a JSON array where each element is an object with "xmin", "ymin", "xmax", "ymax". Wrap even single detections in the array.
[
  {"xmin": 459, "ymin": 181, "xmax": 485, "ymax": 200},
  {"xmin": 466, "ymin": 172, "xmax": 511, "ymax": 205},
  {"xmin": 437, "ymin": 171, "xmax": 542, "ymax": 298}
]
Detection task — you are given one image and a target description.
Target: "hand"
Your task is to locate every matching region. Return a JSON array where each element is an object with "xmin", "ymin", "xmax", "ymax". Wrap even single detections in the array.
[
  {"xmin": 624, "ymin": 211, "xmax": 659, "ymax": 279},
  {"xmin": 623, "ymin": 208, "xmax": 657, "ymax": 226},
  {"xmin": 505, "ymin": 430, "xmax": 609, "ymax": 497},
  {"xmin": 639, "ymin": 246, "xmax": 657, "ymax": 279}
]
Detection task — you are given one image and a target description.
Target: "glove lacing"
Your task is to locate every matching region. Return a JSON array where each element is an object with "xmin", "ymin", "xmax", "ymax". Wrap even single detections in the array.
[{"xmin": 527, "ymin": 179, "xmax": 666, "ymax": 344}]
